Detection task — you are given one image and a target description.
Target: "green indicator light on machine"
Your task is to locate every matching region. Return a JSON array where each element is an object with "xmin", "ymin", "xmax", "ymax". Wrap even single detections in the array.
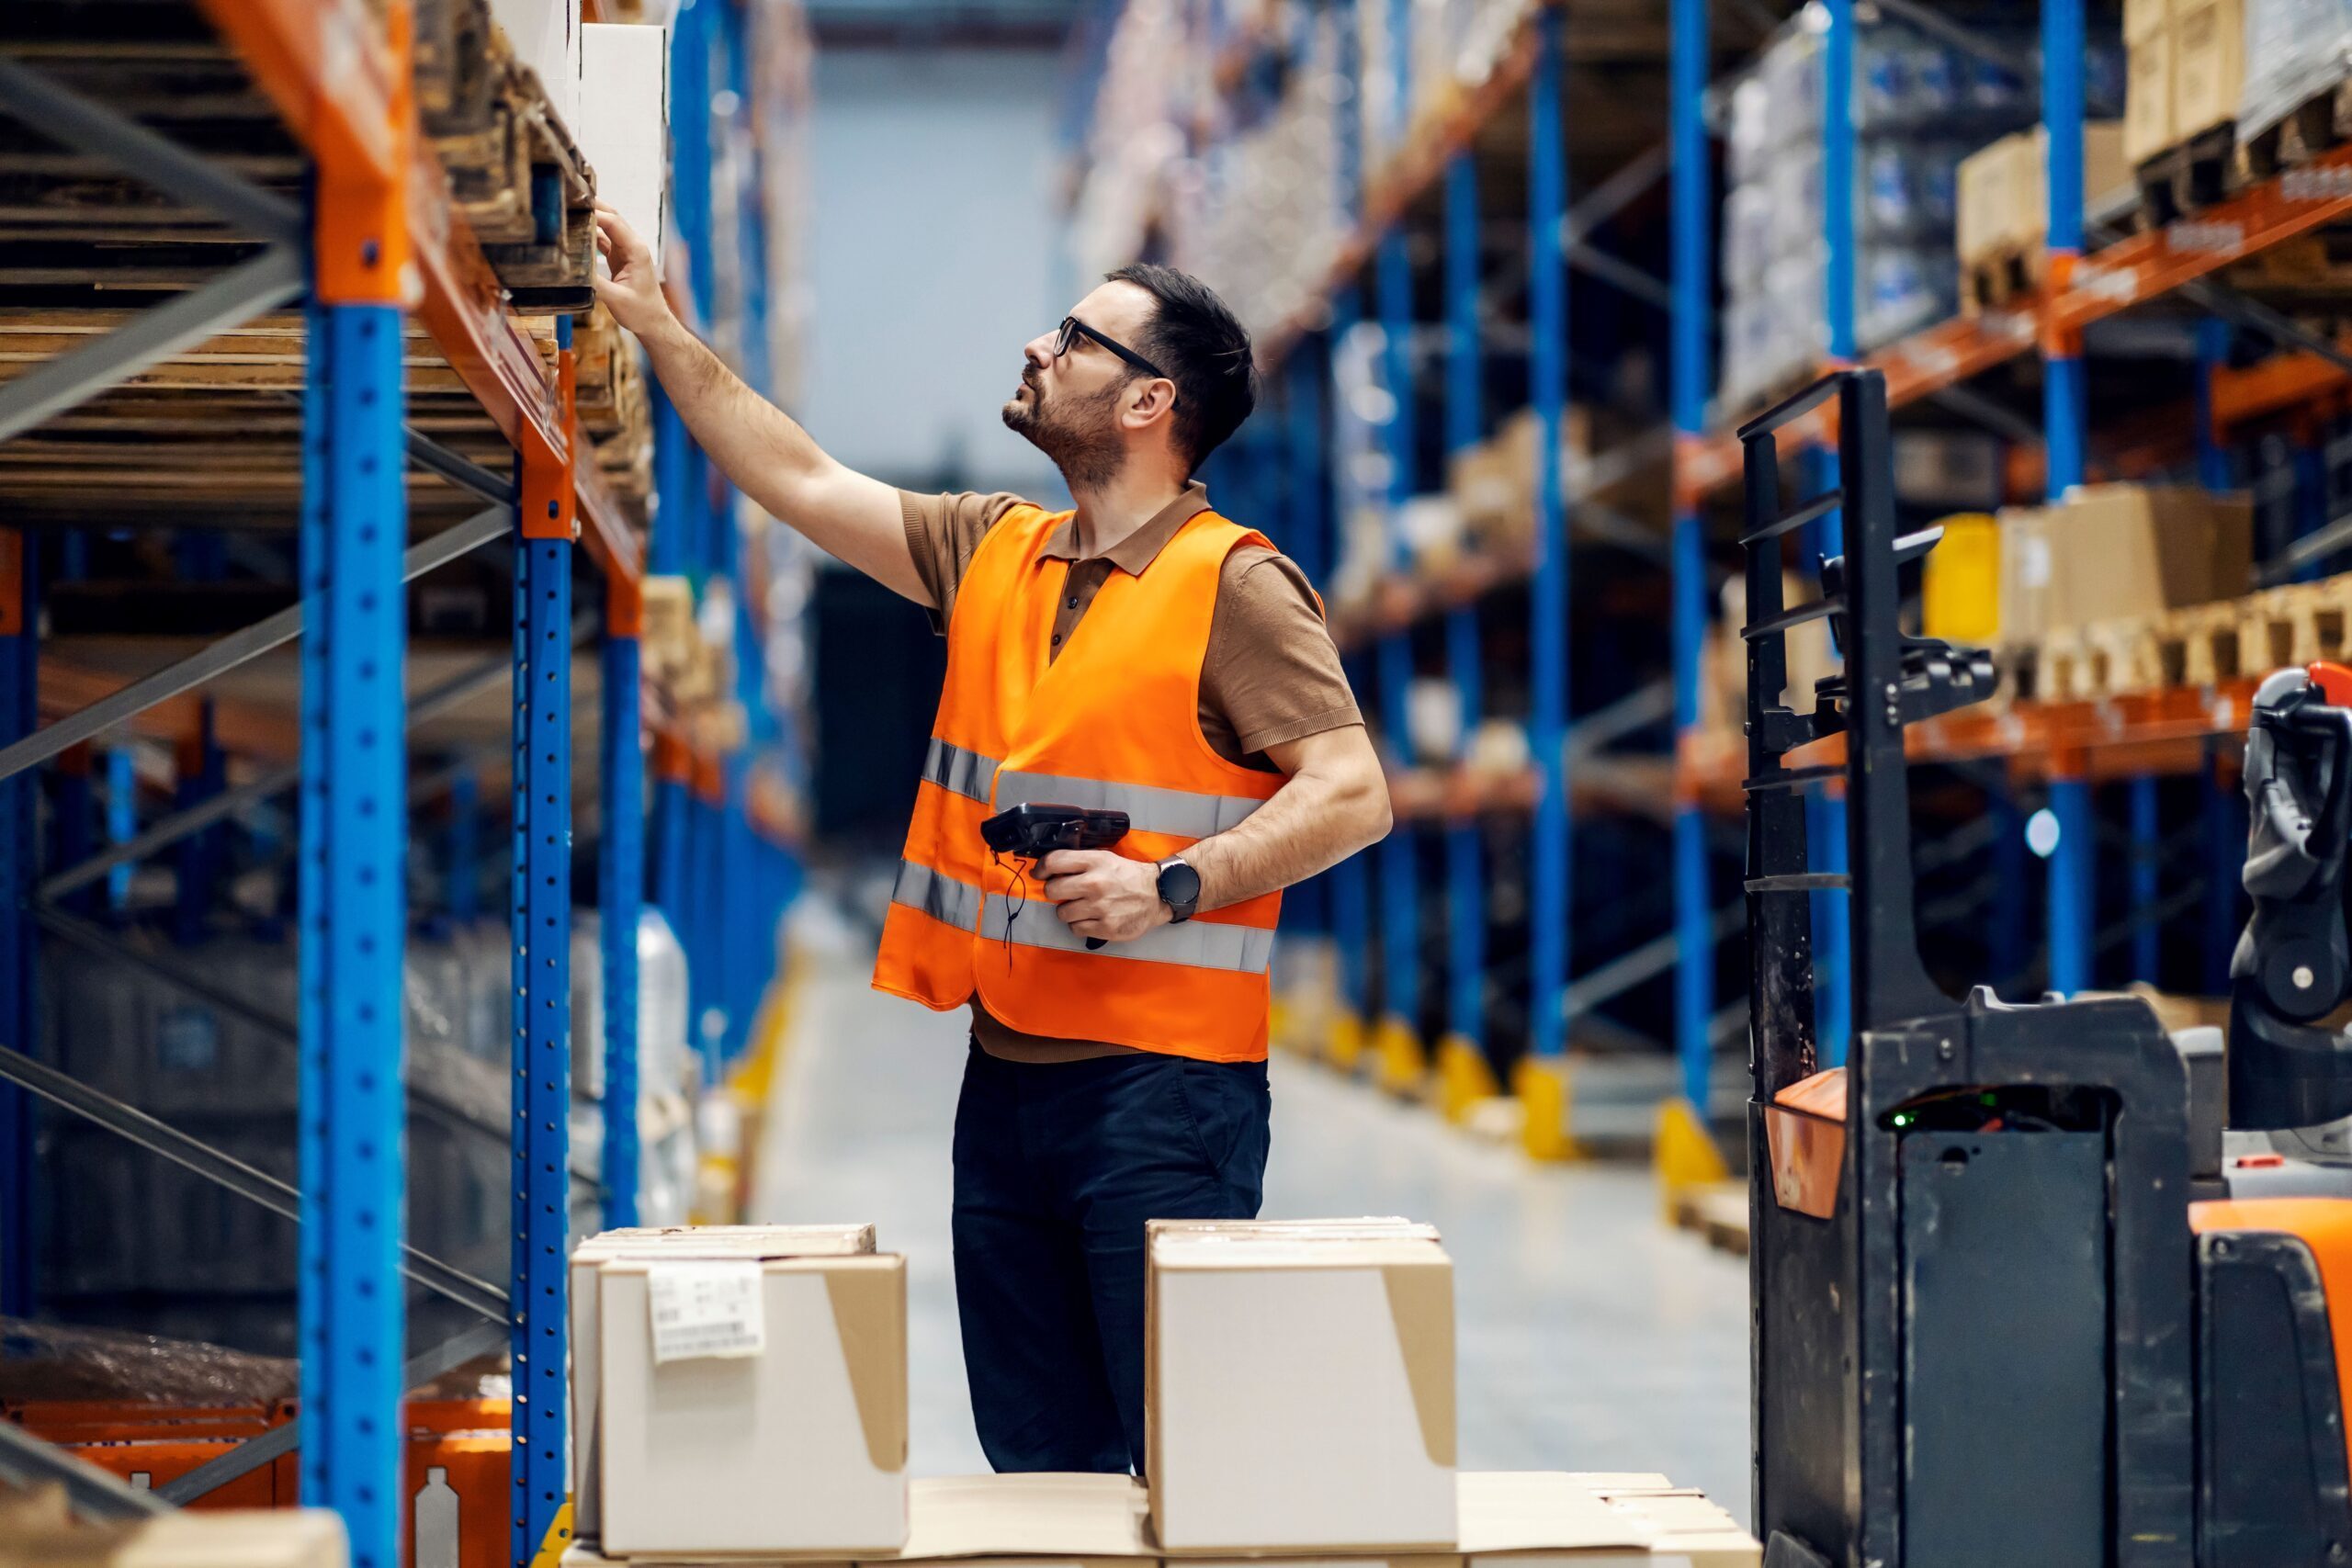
[{"xmin": 1891, "ymin": 1113, "xmax": 1912, "ymax": 1128}]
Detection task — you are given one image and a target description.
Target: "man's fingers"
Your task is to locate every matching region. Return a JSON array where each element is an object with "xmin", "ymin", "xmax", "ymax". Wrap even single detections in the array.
[
  {"xmin": 1056, "ymin": 898, "xmax": 1098, "ymax": 928},
  {"xmin": 1037, "ymin": 850, "xmax": 1098, "ymax": 879}
]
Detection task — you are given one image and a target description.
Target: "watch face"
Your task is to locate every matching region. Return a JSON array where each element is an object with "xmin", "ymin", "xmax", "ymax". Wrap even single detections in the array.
[{"xmin": 1159, "ymin": 860, "xmax": 1203, "ymax": 907}]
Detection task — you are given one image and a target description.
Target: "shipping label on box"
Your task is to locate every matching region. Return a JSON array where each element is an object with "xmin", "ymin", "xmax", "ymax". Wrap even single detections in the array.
[
  {"xmin": 598, "ymin": 1254, "xmax": 907, "ymax": 1558},
  {"xmin": 569, "ymin": 1224, "xmax": 877, "ymax": 1542},
  {"xmin": 1148, "ymin": 1235, "xmax": 1456, "ymax": 1555}
]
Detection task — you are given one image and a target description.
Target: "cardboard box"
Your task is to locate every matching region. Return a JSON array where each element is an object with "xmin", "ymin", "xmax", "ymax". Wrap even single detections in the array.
[
  {"xmin": 571, "ymin": 1224, "xmax": 877, "ymax": 1542},
  {"xmin": 1996, "ymin": 506, "xmax": 2055, "ymax": 649},
  {"xmin": 2016, "ymin": 124, "xmax": 2132, "ymax": 249},
  {"xmin": 2046, "ymin": 484, "xmax": 2253, "ymax": 630},
  {"xmin": 597, "ymin": 1250, "xmax": 906, "ymax": 1555},
  {"xmin": 2174, "ymin": 0, "xmax": 2246, "ymax": 141},
  {"xmin": 1954, "ymin": 134, "xmax": 2018, "ymax": 265},
  {"xmin": 2126, "ymin": 0, "xmax": 2171, "ymax": 41},
  {"xmin": 577, "ymin": 23, "xmax": 669, "ymax": 270},
  {"xmin": 0, "ymin": 1510, "xmax": 348, "ymax": 1568},
  {"xmin": 1146, "ymin": 1216, "xmax": 1441, "ymax": 1244},
  {"xmin": 2127, "ymin": 29, "xmax": 2176, "ymax": 165},
  {"xmin": 1148, "ymin": 1233, "xmax": 1455, "ymax": 1554}
]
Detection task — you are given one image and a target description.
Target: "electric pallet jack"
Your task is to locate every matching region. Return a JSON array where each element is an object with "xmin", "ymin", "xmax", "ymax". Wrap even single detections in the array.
[{"xmin": 1741, "ymin": 368, "xmax": 2352, "ymax": 1568}]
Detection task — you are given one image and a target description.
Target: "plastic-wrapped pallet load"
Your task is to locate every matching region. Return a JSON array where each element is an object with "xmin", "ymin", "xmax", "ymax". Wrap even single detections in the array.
[
  {"xmin": 569, "ymin": 1222, "xmax": 888, "ymax": 1551},
  {"xmin": 2240, "ymin": 0, "xmax": 2352, "ymax": 144},
  {"xmin": 1146, "ymin": 1224, "xmax": 1456, "ymax": 1553}
]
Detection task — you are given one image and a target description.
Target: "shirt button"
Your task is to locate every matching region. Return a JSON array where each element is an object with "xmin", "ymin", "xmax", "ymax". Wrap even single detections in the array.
[
  {"xmin": 1051, "ymin": 633, "xmax": 1062, "ymax": 646},
  {"xmin": 1066, "ymin": 596, "xmax": 1080, "ymax": 609}
]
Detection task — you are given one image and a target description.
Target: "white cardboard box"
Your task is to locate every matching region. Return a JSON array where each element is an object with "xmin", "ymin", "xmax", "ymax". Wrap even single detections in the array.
[
  {"xmin": 1148, "ymin": 1234, "xmax": 1457, "ymax": 1554},
  {"xmin": 597, "ymin": 1250, "xmax": 907, "ymax": 1556},
  {"xmin": 491, "ymin": 0, "xmax": 581, "ymax": 134},
  {"xmin": 569, "ymin": 1224, "xmax": 876, "ymax": 1543},
  {"xmin": 6, "ymin": 1510, "xmax": 350, "ymax": 1568},
  {"xmin": 577, "ymin": 22, "xmax": 670, "ymax": 269}
]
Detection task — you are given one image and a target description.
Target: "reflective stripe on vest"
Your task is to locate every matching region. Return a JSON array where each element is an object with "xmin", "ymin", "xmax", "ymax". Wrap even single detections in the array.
[
  {"xmin": 893, "ymin": 859, "xmax": 1272, "ymax": 975},
  {"xmin": 922, "ymin": 738, "xmax": 999, "ymax": 804},
  {"xmin": 891, "ymin": 858, "xmax": 983, "ymax": 931},
  {"xmin": 989, "ymin": 770, "xmax": 1263, "ymax": 840}
]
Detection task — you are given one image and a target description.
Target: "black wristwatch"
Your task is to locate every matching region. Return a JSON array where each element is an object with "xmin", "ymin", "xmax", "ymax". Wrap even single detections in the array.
[{"xmin": 1156, "ymin": 856, "xmax": 1202, "ymax": 923}]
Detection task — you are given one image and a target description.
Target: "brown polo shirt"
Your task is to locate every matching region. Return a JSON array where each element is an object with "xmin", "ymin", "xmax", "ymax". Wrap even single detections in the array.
[{"xmin": 899, "ymin": 479, "xmax": 1362, "ymax": 1063}]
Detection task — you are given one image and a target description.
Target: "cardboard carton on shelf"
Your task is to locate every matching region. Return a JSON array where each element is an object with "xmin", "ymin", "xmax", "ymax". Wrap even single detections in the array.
[
  {"xmin": 2044, "ymin": 483, "xmax": 2254, "ymax": 630},
  {"xmin": 1994, "ymin": 505, "xmax": 2054, "ymax": 650},
  {"xmin": 2173, "ymin": 0, "xmax": 2247, "ymax": 143},
  {"xmin": 577, "ymin": 21, "xmax": 671, "ymax": 271},
  {"xmin": 592, "ymin": 1243, "xmax": 905, "ymax": 1557},
  {"xmin": 2126, "ymin": 12, "xmax": 2176, "ymax": 165},
  {"xmin": 1147, "ymin": 1230, "xmax": 1456, "ymax": 1554},
  {"xmin": 1957, "ymin": 126, "xmax": 2131, "ymax": 290}
]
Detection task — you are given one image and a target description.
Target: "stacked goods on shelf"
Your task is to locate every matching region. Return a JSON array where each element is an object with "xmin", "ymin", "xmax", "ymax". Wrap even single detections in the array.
[
  {"xmin": 418, "ymin": 0, "xmax": 600, "ymax": 310},
  {"xmin": 1720, "ymin": 16, "xmax": 2091, "ymax": 411},
  {"xmin": 568, "ymin": 1224, "xmax": 904, "ymax": 1557},
  {"xmin": 1955, "ymin": 124, "xmax": 2132, "ymax": 310},
  {"xmin": 1184, "ymin": 11, "xmax": 1347, "ymax": 344},
  {"xmin": 1066, "ymin": 0, "xmax": 1534, "ymax": 338},
  {"xmin": 0, "ymin": 1481, "xmax": 348, "ymax": 1568},
  {"xmin": 40, "ymin": 909, "xmax": 701, "ymax": 1352},
  {"xmin": 2233, "ymin": 0, "xmax": 2352, "ymax": 185},
  {"xmin": 1689, "ymin": 572, "xmax": 1837, "ymax": 761},
  {"xmin": 1979, "ymin": 486, "xmax": 2256, "ymax": 700}
]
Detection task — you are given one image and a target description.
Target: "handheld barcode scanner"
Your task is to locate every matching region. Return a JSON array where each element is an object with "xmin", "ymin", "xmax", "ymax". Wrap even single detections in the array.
[{"xmin": 981, "ymin": 803, "xmax": 1131, "ymax": 950}]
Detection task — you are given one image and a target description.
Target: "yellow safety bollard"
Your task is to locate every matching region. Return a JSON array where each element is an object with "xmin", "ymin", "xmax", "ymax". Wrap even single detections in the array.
[
  {"xmin": 1514, "ymin": 1055, "xmax": 1581, "ymax": 1162},
  {"xmin": 1652, "ymin": 1095, "xmax": 1732, "ymax": 1223},
  {"xmin": 1435, "ymin": 1032, "xmax": 1499, "ymax": 1122},
  {"xmin": 1374, "ymin": 1014, "xmax": 1429, "ymax": 1099}
]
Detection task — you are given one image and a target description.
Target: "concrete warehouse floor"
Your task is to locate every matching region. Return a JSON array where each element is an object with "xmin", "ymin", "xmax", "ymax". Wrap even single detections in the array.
[{"xmin": 752, "ymin": 907, "xmax": 1752, "ymax": 1517}]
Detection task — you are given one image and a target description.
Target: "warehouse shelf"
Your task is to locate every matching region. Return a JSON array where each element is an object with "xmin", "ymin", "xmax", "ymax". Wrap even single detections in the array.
[
  {"xmin": 0, "ymin": 1, "xmax": 808, "ymax": 1562},
  {"xmin": 1679, "ymin": 141, "xmax": 2352, "ymax": 502}
]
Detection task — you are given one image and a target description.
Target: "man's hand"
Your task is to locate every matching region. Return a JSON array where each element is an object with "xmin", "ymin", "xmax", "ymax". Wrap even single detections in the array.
[
  {"xmin": 1040, "ymin": 851, "xmax": 1170, "ymax": 944},
  {"xmin": 593, "ymin": 203, "xmax": 677, "ymax": 343}
]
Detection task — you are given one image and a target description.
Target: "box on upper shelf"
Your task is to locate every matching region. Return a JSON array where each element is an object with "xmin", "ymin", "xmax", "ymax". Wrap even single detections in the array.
[
  {"xmin": 2175, "ymin": 0, "xmax": 2247, "ymax": 143},
  {"xmin": 2044, "ymin": 483, "xmax": 2254, "ymax": 631},
  {"xmin": 1956, "ymin": 125, "xmax": 2131, "ymax": 276},
  {"xmin": 1147, "ymin": 1227, "xmax": 1456, "ymax": 1555},
  {"xmin": 576, "ymin": 21, "xmax": 671, "ymax": 271}
]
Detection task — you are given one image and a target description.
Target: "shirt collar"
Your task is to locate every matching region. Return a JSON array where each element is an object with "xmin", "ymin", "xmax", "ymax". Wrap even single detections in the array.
[{"xmin": 1037, "ymin": 481, "xmax": 1214, "ymax": 576}]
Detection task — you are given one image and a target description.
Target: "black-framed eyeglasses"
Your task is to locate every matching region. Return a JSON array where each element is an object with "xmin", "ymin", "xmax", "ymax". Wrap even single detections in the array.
[{"xmin": 1055, "ymin": 314, "xmax": 1172, "ymax": 393}]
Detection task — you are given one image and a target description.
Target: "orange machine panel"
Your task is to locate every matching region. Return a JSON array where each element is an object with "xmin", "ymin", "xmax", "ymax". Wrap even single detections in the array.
[{"xmin": 2190, "ymin": 1197, "xmax": 2352, "ymax": 1481}]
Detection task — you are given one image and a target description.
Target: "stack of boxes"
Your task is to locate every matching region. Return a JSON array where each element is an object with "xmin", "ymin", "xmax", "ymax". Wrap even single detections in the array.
[
  {"xmin": 566, "ymin": 1217, "xmax": 1755, "ymax": 1567},
  {"xmin": 1954, "ymin": 125, "xmax": 2131, "ymax": 310},
  {"xmin": 1952, "ymin": 487, "xmax": 2256, "ymax": 700},
  {"xmin": 2124, "ymin": 0, "xmax": 2245, "ymax": 177}
]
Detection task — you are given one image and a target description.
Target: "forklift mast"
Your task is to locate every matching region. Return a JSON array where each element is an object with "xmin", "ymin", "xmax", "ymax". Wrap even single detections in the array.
[{"xmin": 1739, "ymin": 370, "xmax": 2199, "ymax": 1568}]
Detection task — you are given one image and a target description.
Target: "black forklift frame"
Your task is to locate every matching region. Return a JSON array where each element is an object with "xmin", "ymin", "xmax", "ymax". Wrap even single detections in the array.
[{"xmin": 1739, "ymin": 368, "xmax": 2199, "ymax": 1568}]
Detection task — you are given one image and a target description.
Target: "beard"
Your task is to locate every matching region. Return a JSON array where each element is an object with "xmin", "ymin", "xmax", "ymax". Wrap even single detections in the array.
[{"xmin": 1002, "ymin": 374, "xmax": 1125, "ymax": 491}]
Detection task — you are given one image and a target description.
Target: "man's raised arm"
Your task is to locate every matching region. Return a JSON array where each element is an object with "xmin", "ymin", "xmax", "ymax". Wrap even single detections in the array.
[{"xmin": 592, "ymin": 205, "xmax": 927, "ymax": 604}]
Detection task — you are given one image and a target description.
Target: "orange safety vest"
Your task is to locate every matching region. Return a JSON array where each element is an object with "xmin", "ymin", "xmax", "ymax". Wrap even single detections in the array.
[{"xmin": 871, "ymin": 503, "xmax": 1288, "ymax": 1062}]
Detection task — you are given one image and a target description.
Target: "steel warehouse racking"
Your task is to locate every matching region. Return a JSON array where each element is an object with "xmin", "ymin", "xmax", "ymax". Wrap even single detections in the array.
[
  {"xmin": 0, "ymin": 3, "xmax": 808, "ymax": 1565},
  {"xmin": 1062, "ymin": 0, "xmax": 2352, "ymax": 1156}
]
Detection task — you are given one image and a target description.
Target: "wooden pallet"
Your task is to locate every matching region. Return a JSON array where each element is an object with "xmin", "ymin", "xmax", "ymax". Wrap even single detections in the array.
[
  {"xmin": 2136, "ymin": 122, "xmax": 2238, "ymax": 230},
  {"xmin": 1962, "ymin": 244, "xmax": 2045, "ymax": 316},
  {"xmin": 1670, "ymin": 1181, "xmax": 1749, "ymax": 1258},
  {"xmin": 2235, "ymin": 77, "xmax": 2352, "ymax": 186}
]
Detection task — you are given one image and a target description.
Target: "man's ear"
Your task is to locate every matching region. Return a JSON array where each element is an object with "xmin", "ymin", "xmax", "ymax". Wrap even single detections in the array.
[{"xmin": 1123, "ymin": 377, "xmax": 1178, "ymax": 431}]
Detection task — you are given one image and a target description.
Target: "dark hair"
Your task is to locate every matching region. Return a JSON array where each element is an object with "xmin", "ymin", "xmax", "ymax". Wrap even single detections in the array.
[{"xmin": 1104, "ymin": 263, "xmax": 1256, "ymax": 472}]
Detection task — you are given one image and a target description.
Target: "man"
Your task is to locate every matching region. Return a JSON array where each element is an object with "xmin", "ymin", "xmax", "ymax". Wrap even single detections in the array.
[{"xmin": 593, "ymin": 208, "xmax": 1392, "ymax": 1475}]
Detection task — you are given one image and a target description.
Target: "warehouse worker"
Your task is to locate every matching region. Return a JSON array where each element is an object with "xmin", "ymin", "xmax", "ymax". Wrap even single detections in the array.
[{"xmin": 594, "ymin": 207, "xmax": 1391, "ymax": 1475}]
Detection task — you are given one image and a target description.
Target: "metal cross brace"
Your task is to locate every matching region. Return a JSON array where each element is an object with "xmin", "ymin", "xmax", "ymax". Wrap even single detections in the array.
[
  {"xmin": 0, "ymin": 1416, "xmax": 168, "ymax": 1524},
  {"xmin": 153, "ymin": 1319, "xmax": 509, "ymax": 1506},
  {"xmin": 34, "ymin": 903, "xmax": 603, "ymax": 1190},
  {"xmin": 0, "ymin": 1040, "xmax": 507, "ymax": 1322},
  {"xmin": 40, "ymin": 634, "xmax": 527, "ymax": 900},
  {"xmin": 1560, "ymin": 899, "xmax": 1747, "ymax": 1021},
  {"xmin": 0, "ymin": 503, "xmax": 513, "ymax": 784}
]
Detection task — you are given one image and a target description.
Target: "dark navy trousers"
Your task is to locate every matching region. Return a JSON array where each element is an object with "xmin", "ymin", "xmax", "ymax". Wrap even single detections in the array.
[{"xmin": 951, "ymin": 1039, "xmax": 1271, "ymax": 1474}]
